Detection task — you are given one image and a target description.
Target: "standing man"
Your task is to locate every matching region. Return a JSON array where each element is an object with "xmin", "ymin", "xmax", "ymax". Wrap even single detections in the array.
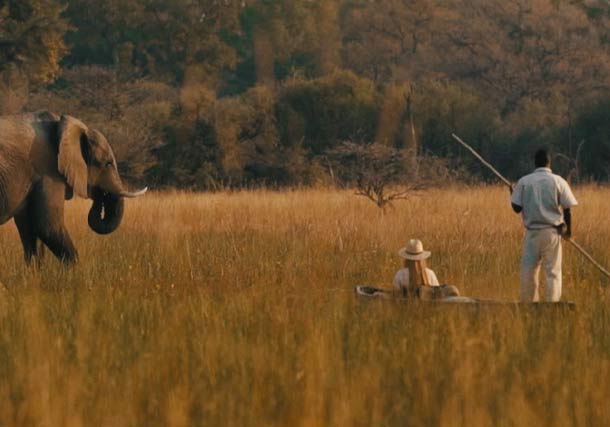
[{"xmin": 510, "ymin": 149, "xmax": 578, "ymax": 302}]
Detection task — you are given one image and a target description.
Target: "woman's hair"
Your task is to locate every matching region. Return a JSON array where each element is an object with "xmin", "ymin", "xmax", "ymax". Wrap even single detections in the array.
[{"xmin": 404, "ymin": 259, "xmax": 430, "ymax": 288}]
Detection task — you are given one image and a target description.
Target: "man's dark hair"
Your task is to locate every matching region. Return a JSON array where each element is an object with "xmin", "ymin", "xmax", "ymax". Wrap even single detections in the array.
[{"xmin": 534, "ymin": 149, "xmax": 551, "ymax": 168}]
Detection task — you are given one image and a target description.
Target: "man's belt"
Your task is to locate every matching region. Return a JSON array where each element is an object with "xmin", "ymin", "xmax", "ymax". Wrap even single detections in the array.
[{"xmin": 525, "ymin": 224, "xmax": 565, "ymax": 234}]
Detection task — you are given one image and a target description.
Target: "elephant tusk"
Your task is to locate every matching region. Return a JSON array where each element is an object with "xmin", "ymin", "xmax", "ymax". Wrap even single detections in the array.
[{"xmin": 119, "ymin": 187, "xmax": 148, "ymax": 198}]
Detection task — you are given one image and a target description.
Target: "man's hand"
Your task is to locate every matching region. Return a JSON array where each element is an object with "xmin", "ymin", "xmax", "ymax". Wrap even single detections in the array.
[
  {"xmin": 563, "ymin": 208, "xmax": 572, "ymax": 240},
  {"xmin": 556, "ymin": 223, "xmax": 571, "ymax": 239}
]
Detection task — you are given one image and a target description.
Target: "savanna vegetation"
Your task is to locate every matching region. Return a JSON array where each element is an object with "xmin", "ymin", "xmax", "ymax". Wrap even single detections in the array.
[
  {"xmin": 2, "ymin": 0, "xmax": 610, "ymax": 189},
  {"xmin": 3, "ymin": 1, "xmax": 610, "ymax": 426},
  {"xmin": 0, "ymin": 188, "xmax": 610, "ymax": 426}
]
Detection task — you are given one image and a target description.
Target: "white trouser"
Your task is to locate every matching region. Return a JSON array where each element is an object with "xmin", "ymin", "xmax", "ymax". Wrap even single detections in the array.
[{"xmin": 520, "ymin": 228, "xmax": 562, "ymax": 302}]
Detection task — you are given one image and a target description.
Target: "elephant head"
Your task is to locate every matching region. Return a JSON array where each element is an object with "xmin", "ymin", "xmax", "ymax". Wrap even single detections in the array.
[{"xmin": 57, "ymin": 115, "xmax": 147, "ymax": 235}]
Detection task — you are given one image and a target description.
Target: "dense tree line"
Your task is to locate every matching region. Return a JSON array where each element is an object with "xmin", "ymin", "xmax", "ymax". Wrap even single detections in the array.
[{"xmin": 1, "ymin": 0, "xmax": 610, "ymax": 188}]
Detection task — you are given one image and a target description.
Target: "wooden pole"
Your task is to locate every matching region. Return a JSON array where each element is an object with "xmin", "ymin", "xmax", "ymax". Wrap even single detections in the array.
[
  {"xmin": 451, "ymin": 133, "xmax": 512, "ymax": 188},
  {"xmin": 452, "ymin": 132, "xmax": 610, "ymax": 282},
  {"xmin": 565, "ymin": 238, "xmax": 610, "ymax": 280}
]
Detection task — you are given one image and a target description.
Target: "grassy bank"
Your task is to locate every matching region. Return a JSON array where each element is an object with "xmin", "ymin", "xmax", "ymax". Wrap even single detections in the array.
[{"xmin": 0, "ymin": 187, "xmax": 609, "ymax": 426}]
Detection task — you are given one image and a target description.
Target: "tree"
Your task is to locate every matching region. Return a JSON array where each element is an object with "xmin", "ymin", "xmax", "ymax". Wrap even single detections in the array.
[
  {"xmin": 0, "ymin": 0, "xmax": 69, "ymax": 112},
  {"xmin": 341, "ymin": 0, "xmax": 436, "ymax": 84},
  {"xmin": 28, "ymin": 66, "xmax": 177, "ymax": 183},
  {"xmin": 212, "ymin": 85, "xmax": 281, "ymax": 185},
  {"xmin": 436, "ymin": 0, "xmax": 610, "ymax": 116},
  {"xmin": 329, "ymin": 141, "xmax": 423, "ymax": 210},
  {"xmin": 276, "ymin": 70, "xmax": 378, "ymax": 156},
  {"xmin": 569, "ymin": 100, "xmax": 610, "ymax": 181},
  {"xmin": 63, "ymin": 0, "xmax": 243, "ymax": 88},
  {"xmin": 229, "ymin": 0, "xmax": 324, "ymax": 90}
]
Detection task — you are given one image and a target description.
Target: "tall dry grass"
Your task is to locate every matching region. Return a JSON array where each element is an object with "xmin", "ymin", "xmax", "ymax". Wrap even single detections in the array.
[{"xmin": 0, "ymin": 186, "xmax": 609, "ymax": 426}]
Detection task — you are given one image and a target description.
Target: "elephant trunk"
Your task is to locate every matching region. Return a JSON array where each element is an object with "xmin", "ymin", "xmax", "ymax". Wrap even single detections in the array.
[{"xmin": 88, "ymin": 188, "xmax": 124, "ymax": 235}]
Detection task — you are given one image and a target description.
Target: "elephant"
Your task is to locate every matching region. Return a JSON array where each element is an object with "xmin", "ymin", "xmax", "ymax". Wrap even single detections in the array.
[{"xmin": 0, "ymin": 111, "xmax": 147, "ymax": 264}]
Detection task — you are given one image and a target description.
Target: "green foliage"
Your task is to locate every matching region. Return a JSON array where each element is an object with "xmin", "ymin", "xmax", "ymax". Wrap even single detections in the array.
[
  {"xmin": 415, "ymin": 80, "xmax": 496, "ymax": 154},
  {"xmin": 4, "ymin": 0, "xmax": 610, "ymax": 186},
  {"xmin": 150, "ymin": 117, "xmax": 222, "ymax": 190},
  {"xmin": 0, "ymin": 0, "xmax": 68, "ymax": 86},
  {"xmin": 152, "ymin": 85, "xmax": 290, "ymax": 189},
  {"xmin": 411, "ymin": 80, "xmax": 506, "ymax": 181},
  {"xmin": 0, "ymin": 0, "xmax": 68, "ymax": 113},
  {"xmin": 63, "ymin": 0, "xmax": 242, "ymax": 86},
  {"xmin": 341, "ymin": 0, "xmax": 435, "ymax": 83},
  {"xmin": 571, "ymin": 100, "xmax": 610, "ymax": 181},
  {"xmin": 28, "ymin": 66, "xmax": 176, "ymax": 182},
  {"xmin": 277, "ymin": 71, "xmax": 378, "ymax": 155},
  {"xmin": 152, "ymin": 71, "xmax": 381, "ymax": 188},
  {"xmin": 214, "ymin": 85, "xmax": 281, "ymax": 185},
  {"xmin": 222, "ymin": 0, "xmax": 335, "ymax": 93}
]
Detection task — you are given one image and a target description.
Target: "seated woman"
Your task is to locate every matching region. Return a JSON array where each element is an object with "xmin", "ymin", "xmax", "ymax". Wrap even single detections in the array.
[{"xmin": 394, "ymin": 239, "xmax": 459, "ymax": 299}]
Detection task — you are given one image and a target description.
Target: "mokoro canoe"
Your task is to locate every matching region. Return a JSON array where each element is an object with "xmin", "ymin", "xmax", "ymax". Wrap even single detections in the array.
[{"xmin": 354, "ymin": 286, "xmax": 576, "ymax": 310}]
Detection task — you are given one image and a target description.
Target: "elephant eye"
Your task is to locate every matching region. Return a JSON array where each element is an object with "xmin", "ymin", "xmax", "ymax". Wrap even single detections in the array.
[{"xmin": 105, "ymin": 161, "xmax": 114, "ymax": 168}]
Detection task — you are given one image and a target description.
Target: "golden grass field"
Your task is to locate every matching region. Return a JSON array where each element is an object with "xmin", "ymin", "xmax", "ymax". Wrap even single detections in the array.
[{"xmin": 1, "ymin": 186, "xmax": 610, "ymax": 426}]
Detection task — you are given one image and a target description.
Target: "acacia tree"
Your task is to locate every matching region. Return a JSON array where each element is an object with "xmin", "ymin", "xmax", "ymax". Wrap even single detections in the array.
[{"xmin": 329, "ymin": 141, "xmax": 424, "ymax": 210}]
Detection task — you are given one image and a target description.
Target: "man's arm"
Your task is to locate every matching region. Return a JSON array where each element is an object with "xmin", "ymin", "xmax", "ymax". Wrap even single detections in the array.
[
  {"xmin": 557, "ymin": 178, "xmax": 576, "ymax": 239},
  {"xmin": 510, "ymin": 182, "xmax": 522, "ymax": 214},
  {"xmin": 563, "ymin": 208, "xmax": 571, "ymax": 238}
]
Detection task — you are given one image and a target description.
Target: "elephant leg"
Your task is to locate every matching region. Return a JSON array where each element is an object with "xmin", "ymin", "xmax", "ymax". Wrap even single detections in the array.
[
  {"xmin": 30, "ymin": 179, "xmax": 78, "ymax": 264},
  {"xmin": 14, "ymin": 208, "xmax": 40, "ymax": 264},
  {"xmin": 37, "ymin": 229, "xmax": 78, "ymax": 264}
]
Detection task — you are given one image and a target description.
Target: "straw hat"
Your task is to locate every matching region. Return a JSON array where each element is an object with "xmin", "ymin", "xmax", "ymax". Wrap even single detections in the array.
[{"xmin": 398, "ymin": 239, "xmax": 431, "ymax": 260}]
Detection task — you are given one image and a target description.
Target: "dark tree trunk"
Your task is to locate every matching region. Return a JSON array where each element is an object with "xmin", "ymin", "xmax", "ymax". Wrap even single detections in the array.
[{"xmin": 88, "ymin": 189, "xmax": 124, "ymax": 235}]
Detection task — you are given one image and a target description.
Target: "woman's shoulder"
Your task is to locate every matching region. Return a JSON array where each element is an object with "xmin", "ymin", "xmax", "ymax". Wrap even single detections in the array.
[
  {"xmin": 394, "ymin": 268, "xmax": 409, "ymax": 276},
  {"xmin": 393, "ymin": 268, "xmax": 409, "ymax": 282}
]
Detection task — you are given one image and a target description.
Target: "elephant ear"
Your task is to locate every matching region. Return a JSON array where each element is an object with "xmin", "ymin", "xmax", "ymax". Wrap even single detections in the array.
[{"xmin": 58, "ymin": 115, "xmax": 89, "ymax": 199}]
